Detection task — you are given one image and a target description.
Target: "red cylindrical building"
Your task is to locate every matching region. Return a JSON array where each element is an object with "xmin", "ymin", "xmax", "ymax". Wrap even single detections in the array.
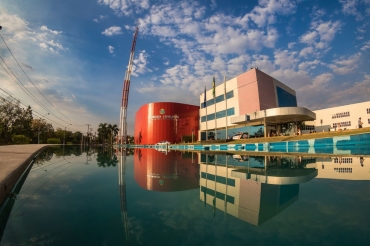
[{"xmin": 134, "ymin": 102, "xmax": 199, "ymax": 144}]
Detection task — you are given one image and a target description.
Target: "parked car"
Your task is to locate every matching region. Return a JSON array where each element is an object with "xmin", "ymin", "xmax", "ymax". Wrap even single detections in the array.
[
  {"xmin": 155, "ymin": 140, "xmax": 171, "ymax": 145},
  {"xmin": 232, "ymin": 132, "xmax": 249, "ymax": 139}
]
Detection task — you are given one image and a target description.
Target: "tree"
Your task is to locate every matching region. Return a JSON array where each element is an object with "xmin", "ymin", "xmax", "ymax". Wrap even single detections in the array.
[
  {"xmin": 108, "ymin": 123, "xmax": 119, "ymax": 145},
  {"xmin": 0, "ymin": 97, "xmax": 33, "ymax": 144},
  {"xmin": 97, "ymin": 123, "xmax": 108, "ymax": 145},
  {"xmin": 32, "ymin": 118, "xmax": 54, "ymax": 143}
]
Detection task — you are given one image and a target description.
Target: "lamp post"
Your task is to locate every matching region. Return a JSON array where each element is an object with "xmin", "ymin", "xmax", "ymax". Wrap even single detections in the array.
[
  {"xmin": 38, "ymin": 113, "xmax": 50, "ymax": 144},
  {"xmin": 63, "ymin": 124, "xmax": 72, "ymax": 145}
]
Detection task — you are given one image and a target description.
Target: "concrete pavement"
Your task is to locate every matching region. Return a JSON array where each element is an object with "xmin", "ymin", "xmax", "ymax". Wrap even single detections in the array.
[{"xmin": 0, "ymin": 144, "xmax": 49, "ymax": 207}]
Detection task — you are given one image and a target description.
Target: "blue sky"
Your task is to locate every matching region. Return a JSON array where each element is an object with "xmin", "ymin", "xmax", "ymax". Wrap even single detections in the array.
[{"xmin": 0, "ymin": 0, "xmax": 369, "ymax": 134}]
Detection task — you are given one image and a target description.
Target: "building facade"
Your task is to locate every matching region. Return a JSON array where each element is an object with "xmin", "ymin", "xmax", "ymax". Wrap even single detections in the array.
[
  {"xmin": 304, "ymin": 101, "xmax": 370, "ymax": 132},
  {"xmin": 199, "ymin": 68, "xmax": 315, "ymax": 139},
  {"xmin": 134, "ymin": 102, "xmax": 199, "ymax": 144}
]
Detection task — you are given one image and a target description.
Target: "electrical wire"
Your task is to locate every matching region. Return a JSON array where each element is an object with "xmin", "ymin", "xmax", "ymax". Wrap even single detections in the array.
[{"xmin": 0, "ymin": 34, "xmax": 84, "ymax": 126}]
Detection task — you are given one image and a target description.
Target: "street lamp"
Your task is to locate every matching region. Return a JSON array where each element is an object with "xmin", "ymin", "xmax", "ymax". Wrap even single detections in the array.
[
  {"xmin": 63, "ymin": 124, "xmax": 72, "ymax": 145},
  {"xmin": 38, "ymin": 113, "xmax": 50, "ymax": 144}
]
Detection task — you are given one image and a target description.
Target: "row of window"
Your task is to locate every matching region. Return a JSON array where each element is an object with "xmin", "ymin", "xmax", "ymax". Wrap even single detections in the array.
[
  {"xmin": 334, "ymin": 168, "xmax": 352, "ymax": 173},
  {"xmin": 201, "ymin": 186, "xmax": 235, "ymax": 204},
  {"xmin": 332, "ymin": 111, "xmax": 350, "ymax": 119},
  {"xmin": 201, "ymin": 107, "xmax": 235, "ymax": 122},
  {"xmin": 201, "ymin": 91, "xmax": 234, "ymax": 109},
  {"xmin": 302, "ymin": 125, "xmax": 315, "ymax": 130},
  {"xmin": 367, "ymin": 108, "xmax": 370, "ymax": 114},
  {"xmin": 333, "ymin": 121, "xmax": 351, "ymax": 127},
  {"xmin": 201, "ymin": 172, "xmax": 236, "ymax": 187},
  {"xmin": 334, "ymin": 158, "xmax": 353, "ymax": 163}
]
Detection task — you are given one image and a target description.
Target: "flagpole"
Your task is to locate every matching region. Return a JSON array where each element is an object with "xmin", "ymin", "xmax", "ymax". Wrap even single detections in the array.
[
  {"xmin": 204, "ymin": 86, "xmax": 208, "ymax": 140},
  {"xmin": 213, "ymin": 76, "xmax": 217, "ymax": 140},
  {"xmin": 224, "ymin": 75, "xmax": 228, "ymax": 140}
]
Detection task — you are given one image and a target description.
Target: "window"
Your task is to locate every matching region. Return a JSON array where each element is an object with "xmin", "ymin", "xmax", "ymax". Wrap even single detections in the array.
[
  {"xmin": 201, "ymin": 107, "xmax": 235, "ymax": 122},
  {"xmin": 333, "ymin": 121, "xmax": 351, "ymax": 127},
  {"xmin": 334, "ymin": 157, "xmax": 352, "ymax": 163},
  {"xmin": 302, "ymin": 125, "xmax": 315, "ymax": 131},
  {"xmin": 201, "ymin": 186, "xmax": 235, "ymax": 204},
  {"xmin": 201, "ymin": 172, "xmax": 235, "ymax": 186},
  {"xmin": 277, "ymin": 86, "xmax": 297, "ymax": 107},
  {"xmin": 201, "ymin": 91, "xmax": 234, "ymax": 109},
  {"xmin": 332, "ymin": 111, "xmax": 350, "ymax": 119},
  {"xmin": 334, "ymin": 168, "xmax": 352, "ymax": 173}
]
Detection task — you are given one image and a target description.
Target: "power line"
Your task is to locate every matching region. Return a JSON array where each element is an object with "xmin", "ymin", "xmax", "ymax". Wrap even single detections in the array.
[
  {"xmin": 0, "ymin": 88, "xmax": 82, "ymax": 130},
  {"xmin": 0, "ymin": 34, "xmax": 82, "ymax": 126}
]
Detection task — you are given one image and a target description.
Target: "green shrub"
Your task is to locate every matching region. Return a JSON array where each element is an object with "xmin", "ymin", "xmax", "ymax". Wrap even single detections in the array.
[
  {"xmin": 67, "ymin": 142, "xmax": 73, "ymax": 145},
  {"xmin": 47, "ymin": 138, "xmax": 61, "ymax": 144},
  {"xmin": 12, "ymin": 135, "xmax": 30, "ymax": 144}
]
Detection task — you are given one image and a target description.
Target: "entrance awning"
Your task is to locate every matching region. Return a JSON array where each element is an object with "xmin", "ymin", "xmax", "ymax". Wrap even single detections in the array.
[{"xmin": 230, "ymin": 107, "xmax": 316, "ymax": 126}]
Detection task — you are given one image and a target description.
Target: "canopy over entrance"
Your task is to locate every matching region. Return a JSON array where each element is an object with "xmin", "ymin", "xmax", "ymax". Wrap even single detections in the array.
[{"xmin": 230, "ymin": 107, "xmax": 316, "ymax": 137}]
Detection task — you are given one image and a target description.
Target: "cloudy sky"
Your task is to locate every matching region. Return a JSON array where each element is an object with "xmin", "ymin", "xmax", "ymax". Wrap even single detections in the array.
[{"xmin": 0, "ymin": 0, "xmax": 369, "ymax": 134}]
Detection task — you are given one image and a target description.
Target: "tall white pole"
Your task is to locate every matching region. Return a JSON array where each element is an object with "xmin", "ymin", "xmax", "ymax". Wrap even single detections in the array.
[
  {"xmin": 204, "ymin": 86, "xmax": 208, "ymax": 140},
  {"xmin": 213, "ymin": 76, "xmax": 217, "ymax": 140},
  {"xmin": 224, "ymin": 75, "xmax": 228, "ymax": 140}
]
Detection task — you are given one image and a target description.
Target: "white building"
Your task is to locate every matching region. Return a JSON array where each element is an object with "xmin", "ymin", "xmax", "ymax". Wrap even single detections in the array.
[{"xmin": 304, "ymin": 101, "xmax": 370, "ymax": 133}]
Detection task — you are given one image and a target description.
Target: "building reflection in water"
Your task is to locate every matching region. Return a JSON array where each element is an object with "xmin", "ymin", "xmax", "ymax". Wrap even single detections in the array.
[
  {"xmin": 199, "ymin": 154, "xmax": 318, "ymax": 226},
  {"xmin": 306, "ymin": 156, "xmax": 369, "ymax": 180},
  {"xmin": 134, "ymin": 149, "xmax": 199, "ymax": 192}
]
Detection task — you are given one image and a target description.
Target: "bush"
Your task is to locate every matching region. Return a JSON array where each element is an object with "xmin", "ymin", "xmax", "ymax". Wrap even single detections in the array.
[
  {"xmin": 67, "ymin": 142, "xmax": 73, "ymax": 145},
  {"xmin": 47, "ymin": 138, "xmax": 61, "ymax": 144},
  {"xmin": 12, "ymin": 135, "xmax": 30, "ymax": 144}
]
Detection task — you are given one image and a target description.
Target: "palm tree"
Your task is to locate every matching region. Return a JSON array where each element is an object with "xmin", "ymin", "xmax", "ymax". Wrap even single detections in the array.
[
  {"xmin": 98, "ymin": 123, "xmax": 108, "ymax": 145},
  {"xmin": 108, "ymin": 123, "xmax": 119, "ymax": 145}
]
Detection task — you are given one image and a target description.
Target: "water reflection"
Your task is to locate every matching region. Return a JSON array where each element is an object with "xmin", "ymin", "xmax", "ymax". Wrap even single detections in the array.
[
  {"xmin": 1, "ymin": 146, "xmax": 369, "ymax": 245},
  {"xmin": 199, "ymin": 153, "xmax": 317, "ymax": 226},
  {"xmin": 133, "ymin": 148, "xmax": 199, "ymax": 192}
]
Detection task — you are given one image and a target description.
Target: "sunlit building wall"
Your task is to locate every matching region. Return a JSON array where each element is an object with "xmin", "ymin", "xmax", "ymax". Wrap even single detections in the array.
[
  {"xmin": 198, "ymin": 155, "xmax": 303, "ymax": 226},
  {"xmin": 306, "ymin": 157, "xmax": 369, "ymax": 180},
  {"xmin": 199, "ymin": 68, "xmax": 298, "ymax": 138},
  {"xmin": 134, "ymin": 149, "xmax": 199, "ymax": 192},
  {"xmin": 134, "ymin": 102, "xmax": 199, "ymax": 144},
  {"xmin": 304, "ymin": 101, "xmax": 370, "ymax": 132}
]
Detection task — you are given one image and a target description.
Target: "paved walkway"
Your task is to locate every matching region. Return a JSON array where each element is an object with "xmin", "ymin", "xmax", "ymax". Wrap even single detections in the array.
[{"xmin": 0, "ymin": 144, "xmax": 49, "ymax": 207}]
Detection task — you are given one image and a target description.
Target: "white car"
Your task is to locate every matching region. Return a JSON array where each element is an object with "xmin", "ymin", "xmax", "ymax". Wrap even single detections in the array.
[
  {"xmin": 232, "ymin": 132, "xmax": 249, "ymax": 140},
  {"xmin": 155, "ymin": 140, "xmax": 171, "ymax": 145}
]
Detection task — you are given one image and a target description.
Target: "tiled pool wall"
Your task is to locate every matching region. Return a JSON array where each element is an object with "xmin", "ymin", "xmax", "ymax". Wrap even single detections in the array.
[{"xmin": 128, "ymin": 132, "xmax": 370, "ymax": 155}]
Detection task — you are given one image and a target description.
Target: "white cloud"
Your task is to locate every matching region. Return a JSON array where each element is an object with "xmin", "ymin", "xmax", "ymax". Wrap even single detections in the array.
[
  {"xmin": 40, "ymin": 25, "xmax": 62, "ymax": 35},
  {"xmin": 132, "ymin": 50, "xmax": 151, "ymax": 76},
  {"xmin": 299, "ymin": 47, "xmax": 314, "ymax": 58},
  {"xmin": 97, "ymin": 0, "xmax": 150, "ymax": 16},
  {"xmin": 328, "ymin": 53, "xmax": 360, "ymax": 74},
  {"xmin": 361, "ymin": 40, "xmax": 370, "ymax": 50},
  {"xmin": 108, "ymin": 45, "xmax": 114, "ymax": 53},
  {"xmin": 311, "ymin": 73, "xmax": 333, "ymax": 89},
  {"xmin": 300, "ymin": 31, "xmax": 317, "ymax": 45},
  {"xmin": 274, "ymin": 49, "xmax": 298, "ymax": 69},
  {"xmin": 339, "ymin": 0, "xmax": 363, "ymax": 20},
  {"xmin": 237, "ymin": 0, "xmax": 297, "ymax": 28},
  {"xmin": 101, "ymin": 26, "xmax": 122, "ymax": 36}
]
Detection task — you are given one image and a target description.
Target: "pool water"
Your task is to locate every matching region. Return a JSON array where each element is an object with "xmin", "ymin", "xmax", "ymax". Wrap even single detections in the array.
[{"xmin": 1, "ymin": 146, "xmax": 370, "ymax": 245}]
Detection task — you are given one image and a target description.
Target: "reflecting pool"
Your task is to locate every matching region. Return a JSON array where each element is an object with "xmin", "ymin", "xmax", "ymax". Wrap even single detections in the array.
[{"xmin": 1, "ymin": 146, "xmax": 370, "ymax": 245}]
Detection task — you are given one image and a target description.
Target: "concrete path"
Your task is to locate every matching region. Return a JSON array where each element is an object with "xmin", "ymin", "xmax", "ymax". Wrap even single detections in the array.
[{"xmin": 0, "ymin": 144, "xmax": 49, "ymax": 207}]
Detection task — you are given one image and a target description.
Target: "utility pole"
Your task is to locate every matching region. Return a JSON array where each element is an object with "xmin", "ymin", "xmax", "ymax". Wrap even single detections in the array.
[{"xmin": 86, "ymin": 124, "xmax": 90, "ymax": 145}]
